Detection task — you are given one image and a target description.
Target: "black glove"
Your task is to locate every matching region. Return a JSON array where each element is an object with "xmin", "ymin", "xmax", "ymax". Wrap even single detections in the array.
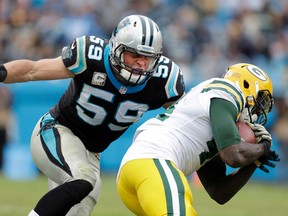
[{"xmin": 254, "ymin": 150, "xmax": 280, "ymax": 173}]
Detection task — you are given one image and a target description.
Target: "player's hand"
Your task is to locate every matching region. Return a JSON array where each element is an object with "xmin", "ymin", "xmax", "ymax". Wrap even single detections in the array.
[
  {"xmin": 239, "ymin": 108, "xmax": 258, "ymax": 123},
  {"xmin": 247, "ymin": 123, "xmax": 272, "ymax": 144},
  {"xmin": 254, "ymin": 150, "xmax": 280, "ymax": 173}
]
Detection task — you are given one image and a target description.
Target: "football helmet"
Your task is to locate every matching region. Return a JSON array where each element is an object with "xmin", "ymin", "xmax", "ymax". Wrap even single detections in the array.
[
  {"xmin": 109, "ymin": 15, "xmax": 163, "ymax": 86},
  {"xmin": 223, "ymin": 63, "xmax": 273, "ymax": 125}
]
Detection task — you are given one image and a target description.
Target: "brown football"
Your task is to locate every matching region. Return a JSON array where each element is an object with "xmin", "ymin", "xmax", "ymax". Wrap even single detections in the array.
[{"xmin": 236, "ymin": 121, "xmax": 256, "ymax": 143}]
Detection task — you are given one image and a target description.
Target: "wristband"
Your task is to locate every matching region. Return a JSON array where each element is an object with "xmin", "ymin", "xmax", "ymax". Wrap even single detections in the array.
[
  {"xmin": 261, "ymin": 140, "xmax": 271, "ymax": 158},
  {"xmin": 0, "ymin": 65, "xmax": 7, "ymax": 82}
]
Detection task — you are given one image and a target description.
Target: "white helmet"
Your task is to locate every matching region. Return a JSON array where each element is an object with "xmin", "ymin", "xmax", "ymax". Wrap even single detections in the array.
[{"xmin": 109, "ymin": 15, "xmax": 163, "ymax": 86}]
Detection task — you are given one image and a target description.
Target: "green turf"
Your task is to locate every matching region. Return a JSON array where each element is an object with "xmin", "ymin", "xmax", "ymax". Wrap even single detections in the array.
[
  {"xmin": 0, "ymin": 173, "xmax": 287, "ymax": 216},
  {"xmin": 192, "ymin": 181, "xmax": 288, "ymax": 216}
]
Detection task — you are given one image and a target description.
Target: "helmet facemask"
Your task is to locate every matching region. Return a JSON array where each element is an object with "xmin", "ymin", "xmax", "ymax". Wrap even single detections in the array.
[
  {"xmin": 111, "ymin": 44, "xmax": 161, "ymax": 86},
  {"xmin": 240, "ymin": 90, "xmax": 273, "ymax": 125},
  {"xmin": 248, "ymin": 90, "xmax": 273, "ymax": 125}
]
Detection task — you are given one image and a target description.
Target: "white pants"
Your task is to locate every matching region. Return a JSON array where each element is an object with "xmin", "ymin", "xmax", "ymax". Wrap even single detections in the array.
[{"xmin": 30, "ymin": 113, "xmax": 102, "ymax": 216}]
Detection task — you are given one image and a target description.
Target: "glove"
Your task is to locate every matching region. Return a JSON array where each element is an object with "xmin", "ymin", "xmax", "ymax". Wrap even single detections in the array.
[
  {"xmin": 239, "ymin": 107, "xmax": 258, "ymax": 123},
  {"xmin": 254, "ymin": 150, "xmax": 280, "ymax": 173},
  {"xmin": 247, "ymin": 123, "xmax": 272, "ymax": 144}
]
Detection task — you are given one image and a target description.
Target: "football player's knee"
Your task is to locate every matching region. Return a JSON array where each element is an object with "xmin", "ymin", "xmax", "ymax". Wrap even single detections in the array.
[{"xmin": 73, "ymin": 166, "xmax": 98, "ymax": 187}]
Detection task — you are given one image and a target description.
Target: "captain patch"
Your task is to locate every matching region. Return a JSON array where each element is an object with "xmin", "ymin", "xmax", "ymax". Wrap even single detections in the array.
[{"xmin": 92, "ymin": 72, "xmax": 107, "ymax": 86}]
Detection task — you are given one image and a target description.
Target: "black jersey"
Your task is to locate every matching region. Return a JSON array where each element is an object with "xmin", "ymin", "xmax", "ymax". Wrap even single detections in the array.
[{"xmin": 50, "ymin": 35, "xmax": 185, "ymax": 152}]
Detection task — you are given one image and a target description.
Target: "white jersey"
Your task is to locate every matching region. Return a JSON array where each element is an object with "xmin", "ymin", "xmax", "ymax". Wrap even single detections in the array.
[{"xmin": 120, "ymin": 78, "xmax": 245, "ymax": 176}]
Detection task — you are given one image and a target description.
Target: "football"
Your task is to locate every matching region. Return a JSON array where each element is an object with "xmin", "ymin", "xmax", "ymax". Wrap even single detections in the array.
[{"xmin": 236, "ymin": 121, "xmax": 256, "ymax": 143}]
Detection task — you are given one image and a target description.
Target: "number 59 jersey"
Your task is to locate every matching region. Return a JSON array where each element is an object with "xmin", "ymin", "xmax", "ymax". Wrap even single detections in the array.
[{"xmin": 49, "ymin": 35, "xmax": 185, "ymax": 152}]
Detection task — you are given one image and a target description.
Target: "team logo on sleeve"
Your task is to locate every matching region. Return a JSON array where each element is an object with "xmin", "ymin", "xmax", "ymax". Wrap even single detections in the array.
[
  {"xmin": 62, "ymin": 46, "xmax": 72, "ymax": 60},
  {"xmin": 91, "ymin": 72, "xmax": 107, "ymax": 86}
]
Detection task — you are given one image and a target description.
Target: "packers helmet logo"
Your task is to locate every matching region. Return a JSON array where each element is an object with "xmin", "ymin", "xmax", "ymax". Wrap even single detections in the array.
[{"xmin": 247, "ymin": 65, "xmax": 267, "ymax": 81}]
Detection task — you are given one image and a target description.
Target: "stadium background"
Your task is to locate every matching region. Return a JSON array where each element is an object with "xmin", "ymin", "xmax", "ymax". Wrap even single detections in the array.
[{"xmin": 0, "ymin": 0, "xmax": 287, "ymax": 182}]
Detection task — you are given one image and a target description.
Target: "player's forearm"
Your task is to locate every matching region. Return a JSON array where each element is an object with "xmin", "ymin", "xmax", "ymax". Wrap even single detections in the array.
[
  {"xmin": 219, "ymin": 141, "xmax": 266, "ymax": 168},
  {"xmin": 3, "ymin": 60, "xmax": 35, "ymax": 83},
  {"xmin": 208, "ymin": 163, "xmax": 257, "ymax": 204},
  {"xmin": 3, "ymin": 57, "xmax": 72, "ymax": 83}
]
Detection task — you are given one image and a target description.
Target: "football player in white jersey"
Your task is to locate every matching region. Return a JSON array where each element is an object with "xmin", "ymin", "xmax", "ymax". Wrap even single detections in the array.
[
  {"xmin": 0, "ymin": 15, "xmax": 185, "ymax": 216},
  {"xmin": 117, "ymin": 63, "xmax": 280, "ymax": 216}
]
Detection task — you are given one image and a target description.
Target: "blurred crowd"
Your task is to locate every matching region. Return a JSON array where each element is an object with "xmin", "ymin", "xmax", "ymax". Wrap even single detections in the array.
[{"xmin": 0, "ymin": 0, "xmax": 287, "ymax": 180}]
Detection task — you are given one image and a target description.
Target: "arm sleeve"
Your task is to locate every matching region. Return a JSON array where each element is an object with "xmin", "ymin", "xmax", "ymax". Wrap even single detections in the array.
[
  {"xmin": 61, "ymin": 36, "xmax": 88, "ymax": 74},
  {"xmin": 164, "ymin": 60, "xmax": 186, "ymax": 102},
  {"xmin": 210, "ymin": 98, "xmax": 241, "ymax": 150}
]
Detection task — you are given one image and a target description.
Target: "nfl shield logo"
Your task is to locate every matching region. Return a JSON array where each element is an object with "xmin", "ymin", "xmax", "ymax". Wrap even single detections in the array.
[{"xmin": 119, "ymin": 86, "xmax": 127, "ymax": 94}]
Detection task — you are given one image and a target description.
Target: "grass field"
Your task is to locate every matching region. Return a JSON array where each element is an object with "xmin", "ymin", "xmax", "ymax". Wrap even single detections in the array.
[{"xmin": 0, "ymin": 173, "xmax": 287, "ymax": 216}]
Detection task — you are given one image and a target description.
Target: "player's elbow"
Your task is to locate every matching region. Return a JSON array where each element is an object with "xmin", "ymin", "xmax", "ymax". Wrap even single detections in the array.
[
  {"xmin": 212, "ymin": 196, "xmax": 230, "ymax": 205},
  {"xmin": 219, "ymin": 145, "xmax": 246, "ymax": 168},
  {"xmin": 208, "ymin": 189, "xmax": 232, "ymax": 205},
  {"xmin": 224, "ymin": 156, "xmax": 244, "ymax": 168}
]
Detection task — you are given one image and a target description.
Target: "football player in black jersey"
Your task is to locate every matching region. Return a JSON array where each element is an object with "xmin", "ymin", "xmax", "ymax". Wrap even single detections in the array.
[{"xmin": 1, "ymin": 15, "xmax": 185, "ymax": 216}]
